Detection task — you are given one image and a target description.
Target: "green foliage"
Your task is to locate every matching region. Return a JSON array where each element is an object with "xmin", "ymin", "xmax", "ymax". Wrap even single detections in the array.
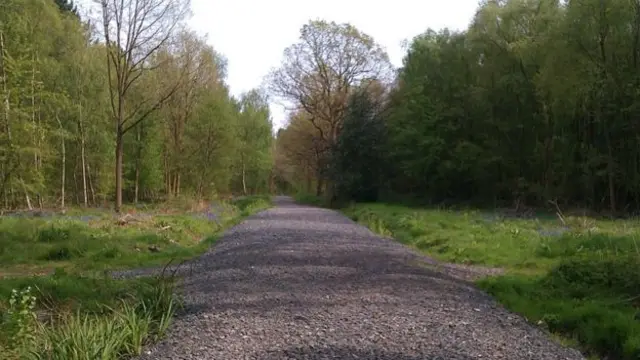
[
  {"xmin": 0, "ymin": 274, "xmax": 177, "ymax": 360},
  {"xmin": 349, "ymin": 0, "xmax": 640, "ymax": 212},
  {"xmin": 293, "ymin": 192, "xmax": 326, "ymax": 207},
  {"xmin": 231, "ymin": 195, "xmax": 273, "ymax": 216},
  {"xmin": 479, "ymin": 257, "xmax": 640, "ymax": 359},
  {"xmin": 3, "ymin": 287, "xmax": 38, "ymax": 353},
  {"xmin": 0, "ymin": 1, "xmax": 274, "ymax": 211},
  {"xmin": 52, "ymin": 0, "xmax": 78, "ymax": 16},
  {"xmin": 329, "ymin": 89, "xmax": 386, "ymax": 203},
  {"xmin": 233, "ymin": 90, "xmax": 274, "ymax": 195}
]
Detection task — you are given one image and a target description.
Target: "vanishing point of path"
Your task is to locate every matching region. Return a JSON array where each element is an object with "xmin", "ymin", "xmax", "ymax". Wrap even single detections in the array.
[{"xmin": 138, "ymin": 196, "xmax": 584, "ymax": 360}]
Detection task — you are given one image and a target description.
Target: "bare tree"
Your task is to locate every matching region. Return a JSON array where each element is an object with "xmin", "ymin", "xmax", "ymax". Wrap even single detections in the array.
[{"xmin": 95, "ymin": 0, "xmax": 190, "ymax": 212}]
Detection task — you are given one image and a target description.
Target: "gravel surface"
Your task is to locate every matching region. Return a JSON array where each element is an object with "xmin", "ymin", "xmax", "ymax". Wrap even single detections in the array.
[{"xmin": 135, "ymin": 196, "xmax": 585, "ymax": 360}]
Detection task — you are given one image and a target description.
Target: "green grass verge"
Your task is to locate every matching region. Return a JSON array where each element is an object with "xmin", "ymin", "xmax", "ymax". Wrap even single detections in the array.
[
  {"xmin": 293, "ymin": 192, "xmax": 327, "ymax": 207},
  {"xmin": 0, "ymin": 195, "xmax": 272, "ymax": 359},
  {"xmin": 0, "ymin": 195, "xmax": 272, "ymax": 276},
  {"xmin": 342, "ymin": 202, "xmax": 640, "ymax": 359}
]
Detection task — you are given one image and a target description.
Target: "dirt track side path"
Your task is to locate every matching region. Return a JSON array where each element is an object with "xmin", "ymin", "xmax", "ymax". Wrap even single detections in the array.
[{"xmin": 138, "ymin": 196, "xmax": 584, "ymax": 360}]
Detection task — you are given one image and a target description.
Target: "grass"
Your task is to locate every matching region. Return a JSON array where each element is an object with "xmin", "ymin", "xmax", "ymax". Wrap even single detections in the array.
[
  {"xmin": 0, "ymin": 195, "xmax": 272, "ymax": 276},
  {"xmin": 1, "ymin": 271, "xmax": 178, "ymax": 359},
  {"xmin": 0, "ymin": 195, "xmax": 272, "ymax": 359},
  {"xmin": 293, "ymin": 192, "xmax": 327, "ymax": 207},
  {"xmin": 340, "ymin": 202, "xmax": 640, "ymax": 360}
]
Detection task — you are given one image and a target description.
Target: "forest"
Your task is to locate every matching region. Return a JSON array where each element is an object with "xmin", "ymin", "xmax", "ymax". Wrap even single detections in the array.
[
  {"xmin": 2, "ymin": 0, "xmax": 640, "ymax": 359},
  {"xmin": 275, "ymin": 0, "xmax": 640, "ymax": 215},
  {"xmin": 4, "ymin": 0, "xmax": 637, "ymax": 215},
  {"xmin": 0, "ymin": 0, "xmax": 273, "ymax": 214}
]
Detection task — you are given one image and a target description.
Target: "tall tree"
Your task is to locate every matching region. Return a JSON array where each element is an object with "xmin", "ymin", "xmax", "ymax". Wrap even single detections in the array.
[
  {"xmin": 329, "ymin": 87, "xmax": 386, "ymax": 204},
  {"xmin": 235, "ymin": 90, "xmax": 273, "ymax": 195},
  {"xmin": 268, "ymin": 19, "xmax": 392, "ymax": 196},
  {"xmin": 96, "ymin": 0, "xmax": 190, "ymax": 212}
]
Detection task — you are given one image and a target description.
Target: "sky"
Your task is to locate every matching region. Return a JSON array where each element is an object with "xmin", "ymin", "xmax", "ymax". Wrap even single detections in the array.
[{"xmin": 78, "ymin": 0, "xmax": 480, "ymax": 130}]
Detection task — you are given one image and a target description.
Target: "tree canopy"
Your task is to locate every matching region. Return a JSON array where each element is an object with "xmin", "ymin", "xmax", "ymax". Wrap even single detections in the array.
[
  {"xmin": 0, "ymin": 0, "xmax": 273, "ymax": 211},
  {"xmin": 5, "ymin": 0, "xmax": 640, "ymax": 215},
  {"xmin": 273, "ymin": 0, "xmax": 640, "ymax": 214}
]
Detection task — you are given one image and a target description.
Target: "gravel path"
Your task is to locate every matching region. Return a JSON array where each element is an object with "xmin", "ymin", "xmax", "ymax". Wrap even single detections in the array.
[{"xmin": 137, "ymin": 196, "xmax": 584, "ymax": 360}]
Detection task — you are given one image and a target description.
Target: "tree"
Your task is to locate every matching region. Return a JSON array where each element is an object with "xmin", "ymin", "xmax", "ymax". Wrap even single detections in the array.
[
  {"xmin": 96, "ymin": 0, "xmax": 190, "ymax": 212},
  {"xmin": 329, "ymin": 88, "xmax": 386, "ymax": 204},
  {"xmin": 274, "ymin": 110, "xmax": 326, "ymax": 194},
  {"xmin": 53, "ymin": 0, "xmax": 79, "ymax": 16},
  {"xmin": 268, "ymin": 19, "xmax": 392, "ymax": 196},
  {"xmin": 235, "ymin": 90, "xmax": 273, "ymax": 195},
  {"xmin": 182, "ymin": 87, "xmax": 237, "ymax": 198},
  {"xmin": 0, "ymin": 0, "xmax": 270, "ymax": 211}
]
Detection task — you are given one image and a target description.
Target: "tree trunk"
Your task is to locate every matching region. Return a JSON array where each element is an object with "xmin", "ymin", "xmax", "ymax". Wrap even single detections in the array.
[
  {"xmin": 134, "ymin": 163, "xmax": 140, "ymax": 204},
  {"xmin": 242, "ymin": 158, "xmax": 247, "ymax": 195},
  {"xmin": 73, "ymin": 160, "xmax": 80, "ymax": 205},
  {"xmin": 134, "ymin": 124, "xmax": 142, "ymax": 204},
  {"xmin": 115, "ymin": 128, "xmax": 124, "ymax": 213},
  {"xmin": 31, "ymin": 56, "xmax": 38, "ymax": 178},
  {"xmin": 24, "ymin": 183, "xmax": 32, "ymax": 210},
  {"xmin": 87, "ymin": 162, "xmax": 96, "ymax": 205},
  {"xmin": 164, "ymin": 143, "xmax": 171, "ymax": 198},
  {"xmin": 0, "ymin": 31, "xmax": 11, "ymax": 207},
  {"xmin": 56, "ymin": 113, "xmax": 65, "ymax": 209},
  {"xmin": 79, "ymin": 106, "xmax": 88, "ymax": 207},
  {"xmin": 316, "ymin": 174, "xmax": 324, "ymax": 196},
  {"xmin": 31, "ymin": 56, "xmax": 43, "ymax": 210}
]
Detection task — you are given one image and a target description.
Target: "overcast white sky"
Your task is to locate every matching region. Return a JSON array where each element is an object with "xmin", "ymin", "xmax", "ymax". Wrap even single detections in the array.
[{"xmin": 78, "ymin": 0, "xmax": 480, "ymax": 129}]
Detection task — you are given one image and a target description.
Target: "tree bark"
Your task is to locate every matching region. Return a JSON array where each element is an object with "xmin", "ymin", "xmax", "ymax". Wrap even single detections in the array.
[
  {"xmin": 134, "ymin": 123, "xmax": 142, "ymax": 204},
  {"xmin": 242, "ymin": 157, "xmax": 247, "ymax": 195},
  {"xmin": 115, "ymin": 127, "xmax": 124, "ymax": 212},
  {"xmin": 0, "ymin": 31, "xmax": 11, "ymax": 207},
  {"xmin": 79, "ymin": 105, "xmax": 88, "ymax": 207},
  {"xmin": 164, "ymin": 142, "xmax": 171, "ymax": 197},
  {"xmin": 87, "ymin": 162, "xmax": 96, "ymax": 205},
  {"xmin": 316, "ymin": 174, "xmax": 324, "ymax": 196},
  {"xmin": 56, "ymin": 113, "xmax": 66, "ymax": 209}
]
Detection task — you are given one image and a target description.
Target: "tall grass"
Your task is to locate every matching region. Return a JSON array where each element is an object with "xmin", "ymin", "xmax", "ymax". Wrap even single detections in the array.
[{"xmin": 1, "ymin": 272, "xmax": 179, "ymax": 360}]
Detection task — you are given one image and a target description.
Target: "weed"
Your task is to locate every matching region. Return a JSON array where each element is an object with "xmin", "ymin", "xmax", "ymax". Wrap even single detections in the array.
[
  {"xmin": 0, "ymin": 270, "xmax": 179, "ymax": 359},
  {"xmin": 1, "ymin": 286, "xmax": 38, "ymax": 356}
]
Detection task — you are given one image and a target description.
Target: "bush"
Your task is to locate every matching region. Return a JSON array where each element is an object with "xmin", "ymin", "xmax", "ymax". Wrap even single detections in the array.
[{"xmin": 479, "ymin": 256, "xmax": 640, "ymax": 359}]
